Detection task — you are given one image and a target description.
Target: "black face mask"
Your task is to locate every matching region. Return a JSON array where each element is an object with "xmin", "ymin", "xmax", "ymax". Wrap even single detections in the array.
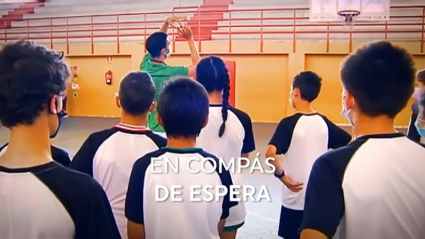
[{"xmin": 50, "ymin": 113, "xmax": 62, "ymax": 139}]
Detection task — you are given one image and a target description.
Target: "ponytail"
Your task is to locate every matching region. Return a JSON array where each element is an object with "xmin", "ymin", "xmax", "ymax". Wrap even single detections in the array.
[{"xmin": 218, "ymin": 71, "xmax": 230, "ymax": 137}]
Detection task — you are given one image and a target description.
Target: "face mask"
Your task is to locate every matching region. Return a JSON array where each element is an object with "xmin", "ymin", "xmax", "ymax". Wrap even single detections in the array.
[
  {"xmin": 288, "ymin": 96, "xmax": 294, "ymax": 108},
  {"xmin": 415, "ymin": 119, "xmax": 425, "ymax": 137},
  {"xmin": 413, "ymin": 87, "xmax": 421, "ymax": 99},
  {"xmin": 341, "ymin": 95, "xmax": 354, "ymax": 126},
  {"xmin": 50, "ymin": 114, "xmax": 62, "ymax": 139},
  {"xmin": 165, "ymin": 46, "xmax": 171, "ymax": 58}
]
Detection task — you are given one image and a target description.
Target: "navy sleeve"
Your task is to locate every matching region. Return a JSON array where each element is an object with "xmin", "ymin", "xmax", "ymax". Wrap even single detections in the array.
[
  {"xmin": 69, "ymin": 129, "xmax": 117, "ymax": 176},
  {"xmin": 35, "ymin": 164, "xmax": 121, "ymax": 239},
  {"xmin": 300, "ymin": 139, "xmax": 365, "ymax": 238},
  {"xmin": 200, "ymin": 151, "xmax": 237, "ymax": 219},
  {"xmin": 241, "ymin": 115, "xmax": 255, "ymax": 154},
  {"xmin": 125, "ymin": 151, "xmax": 158, "ymax": 224},
  {"xmin": 83, "ymin": 176, "xmax": 122, "ymax": 238},
  {"xmin": 51, "ymin": 145, "xmax": 71, "ymax": 167},
  {"xmin": 229, "ymin": 107, "xmax": 256, "ymax": 154},
  {"xmin": 218, "ymin": 161, "xmax": 236, "ymax": 219},
  {"xmin": 407, "ymin": 111, "xmax": 421, "ymax": 142},
  {"xmin": 146, "ymin": 131, "xmax": 167, "ymax": 148},
  {"xmin": 321, "ymin": 115, "xmax": 352, "ymax": 149},
  {"xmin": 268, "ymin": 119, "xmax": 291, "ymax": 155},
  {"xmin": 300, "ymin": 153, "xmax": 345, "ymax": 237}
]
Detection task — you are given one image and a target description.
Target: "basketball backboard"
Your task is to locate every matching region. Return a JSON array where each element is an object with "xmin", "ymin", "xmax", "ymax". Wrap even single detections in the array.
[{"xmin": 310, "ymin": 0, "xmax": 390, "ymax": 22}]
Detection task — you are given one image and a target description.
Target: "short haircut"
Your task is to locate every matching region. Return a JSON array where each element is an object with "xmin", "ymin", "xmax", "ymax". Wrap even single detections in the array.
[
  {"xmin": 119, "ymin": 71, "xmax": 155, "ymax": 115},
  {"xmin": 417, "ymin": 69, "xmax": 425, "ymax": 85},
  {"xmin": 196, "ymin": 56, "xmax": 230, "ymax": 137},
  {"xmin": 292, "ymin": 71, "xmax": 322, "ymax": 102},
  {"xmin": 145, "ymin": 32, "xmax": 168, "ymax": 58},
  {"xmin": 341, "ymin": 41, "xmax": 416, "ymax": 118},
  {"xmin": 157, "ymin": 77, "xmax": 209, "ymax": 138},
  {"xmin": 0, "ymin": 40, "xmax": 69, "ymax": 128}
]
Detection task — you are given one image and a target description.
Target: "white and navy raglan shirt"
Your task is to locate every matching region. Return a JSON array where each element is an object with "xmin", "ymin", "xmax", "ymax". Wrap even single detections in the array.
[
  {"xmin": 269, "ymin": 113, "xmax": 351, "ymax": 210},
  {"xmin": 0, "ymin": 144, "xmax": 71, "ymax": 167},
  {"xmin": 125, "ymin": 147, "xmax": 238, "ymax": 239},
  {"xmin": 70, "ymin": 123, "xmax": 167, "ymax": 238},
  {"xmin": 197, "ymin": 105, "xmax": 256, "ymax": 162},
  {"xmin": 0, "ymin": 161, "xmax": 120, "ymax": 239},
  {"xmin": 196, "ymin": 105, "xmax": 255, "ymax": 226},
  {"xmin": 301, "ymin": 133, "xmax": 425, "ymax": 239}
]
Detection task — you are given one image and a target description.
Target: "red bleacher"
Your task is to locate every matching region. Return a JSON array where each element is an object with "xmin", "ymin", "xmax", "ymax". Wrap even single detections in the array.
[
  {"xmin": 176, "ymin": 0, "xmax": 233, "ymax": 41},
  {"xmin": 0, "ymin": 2, "xmax": 44, "ymax": 29}
]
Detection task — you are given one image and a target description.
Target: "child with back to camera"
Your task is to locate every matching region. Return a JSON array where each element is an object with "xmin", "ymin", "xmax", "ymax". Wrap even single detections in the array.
[
  {"xmin": 196, "ymin": 56, "xmax": 256, "ymax": 239},
  {"xmin": 125, "ymin": 78, "xmax": 237, "ymax": 239}
]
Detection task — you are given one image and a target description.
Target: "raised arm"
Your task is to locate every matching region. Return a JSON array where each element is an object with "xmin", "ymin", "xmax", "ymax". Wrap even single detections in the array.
[
  {"xmin": 177, "ymin": 25, "xmax": 200, "ymax": 77},
  {"xmin": 159, "ymin": 16, "xmax": 186, "ymax": 33}
]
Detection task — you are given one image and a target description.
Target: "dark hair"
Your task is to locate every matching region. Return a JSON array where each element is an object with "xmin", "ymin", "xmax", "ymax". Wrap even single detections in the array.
[
  {"xmin": 341, "ymin": 41, "xmax": 416, "ymax": 118},
  {"xmin": 292, "ymin": 71, "xmax": 322, "ymax": 102},
  {"xmin": 157, "ymin": 77, "xmax": 209, "ymax": 138},
  {"xmin": 196, "ymin": 56, "xmax": 230, "ymax": 137},
  {"xmin": 145, "ymin": 32, "xmax": 168, "ymax": 58},
  {"xmin": 119, "ymin": 71, "xmax": 155, "ymax": 115},
  {"xmin": 0, "ymin": 40, "xmax": 70, "ymax": 128},
  {"xmin": 417, "ymin": 69, "xmax": 425, "ymax": 85}
]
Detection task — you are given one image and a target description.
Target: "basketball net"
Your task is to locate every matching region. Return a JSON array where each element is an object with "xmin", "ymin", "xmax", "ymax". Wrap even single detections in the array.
[{"xmin": 338, "ymin": 10, "xmax": 360, "ymax": 31}]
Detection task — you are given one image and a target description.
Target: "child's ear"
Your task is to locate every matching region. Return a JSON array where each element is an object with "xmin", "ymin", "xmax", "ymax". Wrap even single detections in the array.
[
  {"xmin": 115, "ymin": 93, "xmax": 121, "ymax": 108},
  {"xmin": 157, "ymin": 113, "xmax": 164, "ymax": 127},
  {"xmin": 149, "ymin": 102, "xmax": 156, "ymax": 112},
  {"xmin": 49, "ymin": 95, "xmax": 59, "ymax": 114},
  {"xmin": 202, "ymin": 117, "xmax": 209, "ymax": 129}
]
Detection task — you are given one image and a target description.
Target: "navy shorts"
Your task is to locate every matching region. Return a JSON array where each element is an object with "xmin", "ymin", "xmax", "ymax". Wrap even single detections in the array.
[{"xmin": 278, "ymin": 206, "xmax": 303, "ymax": 239}]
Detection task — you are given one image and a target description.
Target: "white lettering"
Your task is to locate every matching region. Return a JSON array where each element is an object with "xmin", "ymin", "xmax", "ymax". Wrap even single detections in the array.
[
  {"xmin": 165, "ymin": 157, "xmax": 179, "ymax": 173},
  {"xmin": 170, "ymin": 185, "xmax": 183, "ymax": 202},
  {"xmin": 219, "ymin": 158, "xmax": 235, "ymax": 174},
  {"xmin": 250, "ymin": 157, "xmax": 264, "ymax": 173},
  {"xmin": 187, "ymin": 158, "xmax": 200, "ymax": 174},
  {"xmin": 151, "ymin": 157, "xmax": 163, "ymax": 174},
  {"xmin": 238, "ymin": 157, "xmax": 250, "ymax": 173},
  {"xmin": 201, "ymin": 158, "xmax": 217, "ymax": 174},
  {"xmin": 264, "ymin": 157, "xmax": 276, "ymax": 174},
  {"xmin": 190, "ymin": 185, "xmax": 202, "ymax": 202},
  {"xmin": 155, "ymin": 185, "xmax": 169, "ymax": 201}
]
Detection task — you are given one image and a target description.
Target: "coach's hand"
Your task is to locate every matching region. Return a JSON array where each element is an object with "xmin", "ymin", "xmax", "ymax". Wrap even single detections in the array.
[
  {"xmin": 177, "ymin": 25, "xmax": 193, "ymax": 40},
  {"xmin": 166, "ymin": 16, "xmax": 186, "ymax": 27},
  {"xmin": 281, "ymin": 176, "xmax": 303, "ymax": 192}
]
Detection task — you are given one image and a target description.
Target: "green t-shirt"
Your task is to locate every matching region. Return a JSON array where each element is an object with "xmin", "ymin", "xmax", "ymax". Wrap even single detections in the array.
[{"xmin": 140, "ymin": 53, "xmax": 189, "ymax": 132}]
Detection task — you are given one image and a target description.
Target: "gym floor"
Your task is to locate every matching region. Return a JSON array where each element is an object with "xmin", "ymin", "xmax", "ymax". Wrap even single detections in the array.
[{"xmin": 0, "ymin": 117, "xmax": 407, "ymax": 239}]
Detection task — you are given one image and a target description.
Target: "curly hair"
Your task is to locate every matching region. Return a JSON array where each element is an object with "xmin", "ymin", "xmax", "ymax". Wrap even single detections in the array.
[{"xmin": 0, "ymin": 40, "xmax": 70, "ymax": 127}]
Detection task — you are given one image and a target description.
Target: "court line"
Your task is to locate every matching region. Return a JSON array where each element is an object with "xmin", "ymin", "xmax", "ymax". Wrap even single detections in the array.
[{"xmin": 246, "ymin": 210, "xmax": 279, "ymax": 223}]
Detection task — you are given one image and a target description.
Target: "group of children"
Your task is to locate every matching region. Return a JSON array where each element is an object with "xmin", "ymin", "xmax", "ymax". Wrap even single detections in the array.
[{"xmin": 0, "ymin": 16, "xmax": 425, "ymax": 239}]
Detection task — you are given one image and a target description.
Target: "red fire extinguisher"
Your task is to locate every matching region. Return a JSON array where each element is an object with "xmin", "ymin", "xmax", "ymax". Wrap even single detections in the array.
[{"xmin": 105, "ymin": 70, "xmax": 112, "ymax": 85}]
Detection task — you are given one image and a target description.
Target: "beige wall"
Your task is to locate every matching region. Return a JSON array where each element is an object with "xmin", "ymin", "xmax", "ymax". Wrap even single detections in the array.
[{"xmin": 46, "ymin": 40, "xmax": 425, "ymax": 126}]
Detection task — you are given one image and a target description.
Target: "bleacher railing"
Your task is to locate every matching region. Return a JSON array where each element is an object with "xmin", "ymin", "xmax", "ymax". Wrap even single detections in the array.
[{"xmin": 1, "ymin": 5, "xmax": 424, "ymax": 54}]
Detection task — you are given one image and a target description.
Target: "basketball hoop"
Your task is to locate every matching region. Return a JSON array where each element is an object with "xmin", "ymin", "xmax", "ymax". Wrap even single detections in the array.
[{"xmin": 338, "ymin": 10, "xmax": 360, "ymax": 30}]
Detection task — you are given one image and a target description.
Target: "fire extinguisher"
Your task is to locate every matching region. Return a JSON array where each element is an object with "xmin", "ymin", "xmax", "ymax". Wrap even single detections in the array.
[{"xmin": 105, "ymin": 70, "xmax": 112, "ymax": 85}]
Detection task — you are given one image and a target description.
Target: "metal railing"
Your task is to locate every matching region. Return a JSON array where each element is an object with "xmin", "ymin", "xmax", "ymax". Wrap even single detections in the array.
[{"xmin": 0, "ymin": 4, "xmax": 424, "ymax": 54}]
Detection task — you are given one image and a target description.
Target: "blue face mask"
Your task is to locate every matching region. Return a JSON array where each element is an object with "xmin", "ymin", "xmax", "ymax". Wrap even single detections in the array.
[
  {"xmin": 341, "ymin": 95, "xmax": 354, "ymax": 126},
  {"xmin": 415, "ymin": 119, "xmax": 425, "ymax": 137}
]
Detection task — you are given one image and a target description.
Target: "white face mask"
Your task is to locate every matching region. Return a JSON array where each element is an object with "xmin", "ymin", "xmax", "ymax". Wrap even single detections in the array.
[
  {"xmin": 413, "ymin": 87, "xmax": 421, "ymax": 99},
  {"xmin": 166, "ymin": 45, "xmax": 172, "ymax": 58},
  {"xmin": 341, "ymin": 93, "xmax": 354, "ymax": 126}
]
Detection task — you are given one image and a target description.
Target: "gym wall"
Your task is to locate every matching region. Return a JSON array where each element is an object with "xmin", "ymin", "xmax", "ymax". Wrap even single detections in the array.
[{"xmin": 47, "ymin": 40, "xmax": 425, "ymax": 126}]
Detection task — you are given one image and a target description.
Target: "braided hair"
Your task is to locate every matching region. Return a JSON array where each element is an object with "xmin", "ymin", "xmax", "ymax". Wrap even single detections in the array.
[{"xmin": 196, "ymin": 56, "xmax": 230, "ymax": 137}]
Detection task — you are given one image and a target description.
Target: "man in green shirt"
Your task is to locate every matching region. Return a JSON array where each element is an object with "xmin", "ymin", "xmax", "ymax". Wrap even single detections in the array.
[{"xmin": 141, "ymin": 16, "xmax": 200, "ymax": 136}]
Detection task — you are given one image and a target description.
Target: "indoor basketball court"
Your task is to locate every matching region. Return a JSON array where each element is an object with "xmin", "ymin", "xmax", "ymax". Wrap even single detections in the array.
[{"xmin": 0, "ymin": 0, "xmax": 421, "ymax": 238}]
